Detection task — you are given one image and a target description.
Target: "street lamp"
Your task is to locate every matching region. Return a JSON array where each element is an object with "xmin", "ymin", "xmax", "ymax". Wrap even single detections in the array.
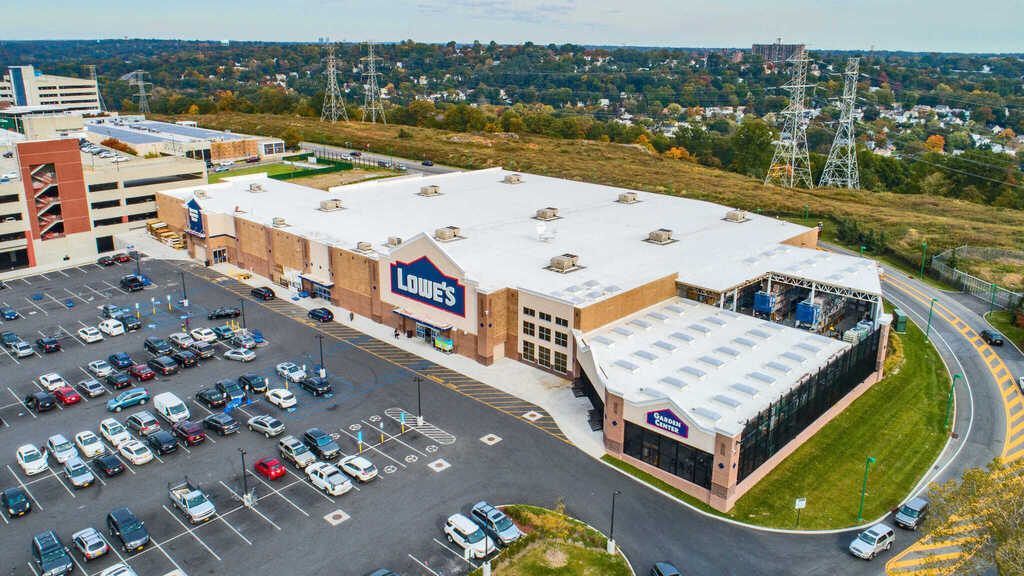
[
  {"xmin": 239, "ymin": 448, "xmax": 248, "ymax": 500},
  {"xmin": 135, "ymin": 254, "xmax": 141, "ymax": 277},
  {"xmin": 179, "ymin": 271, "xmax": 188, "ymax": 303},
  {"xmin": 316, "ymin": 334, "xmax": 325, "ymax": 378},
  {"xmin": 925, "ymin": 298, "xmax": 937, "ymax": 343},
  {"xmin": 414, "ymin": 375, "xmax": 423, "ymax": 426},
  {"xmin": 857, "ymin": 456, "xmax": 876, "ymax": 522},
  {"xmin": 608, "ymin": 489, "xmax": 622, "ymax": 555},
  {"xmin": 239, "ymin": 298, "xmax": 246, "ymax": 330},
  {"xmin": 860, "ymin": 245, "xmax": 866, "ymax": 258},
  {"xmin": 945, "ymin": 374, "xmax": 961, "ymax": 429},
  {"xmin": 920, "ymin": 242, "xmax": 928, "ymax": 280}
]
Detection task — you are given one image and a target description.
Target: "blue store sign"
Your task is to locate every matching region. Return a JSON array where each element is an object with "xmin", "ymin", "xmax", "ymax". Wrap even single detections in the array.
[
  {"xmin": 186, "ymin": 197, "xmax": 205, "ymax": 237},
  {"xmin": 390, "ymin": 256, "xmax": 466, "ymax": 317},
  {"xmin": 647, "ymin": 408, "xmax": 689, "ymax": 438}
]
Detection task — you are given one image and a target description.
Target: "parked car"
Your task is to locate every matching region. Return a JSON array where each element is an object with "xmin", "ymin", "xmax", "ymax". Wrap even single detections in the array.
[
  {"xmin": 106, "ymin": 388, "xmax": 150, "ymax": 412},
  {"xmin": 980, "ymin": 329, "xmax": 1005, "ymax": 346},
  {"xmin": 31, "ymin": 530, "xmax": 74, "ymax": 576},
  {"xmin": 894, "ymin": 497, "xmax": 929, "ymax": 530},
  {"xmin": 212, "ymin": 325, "xmax": 235, "ymax": 340},
  {"xmin": 89, "ymin": 359, "xmax": 114, "ymax": 378},
  {"xmin": 118, "ymin": 440, "xmax": 153, "ymax": 466},
  {"xmin": 101, "ymin": 305, "xmax": 125, "ymax": 319},
  {"xmin": 171, "ymin": 349, "xmax": 198, "ymax": 367},
  {"xmin": 72, "ymin": 527, "xmax": 109, "ymax": 561},
  {"xmin": 276, "ymin": 361, "xmax": 306, "ymax": 383},
  {"xmin": 147, "ymin": 356, "xmax": 178, "ymax": 376},
  {"xmin": 114, "ymin": 253, "xmax": 131, "ymax": 263},
  {"xmin": 849, "ymin": 524, "xmax": 895, "ymax": 560},
  {"xmin": 470, "ymin": 501, "xmax": 523, "ymax": 547},
  {"xmin": 168, "ymin": 333, "xmax": 194, "ymax": 350},
  {"xmin": 650, "ymin": 562, "xmax": 682, "ymax": 576},
  {"xmin": 143, "ymin": 337, "xmax": 172, "ymax": 355},
  {"xmin": 78, "ymin": 326, "xmax": 104, "ymax": 343},
  {"xmin": 46, "ymin": 434, "xmax": 78, "ymax": 463},
  {"xmin": 239, "ymin": 373, "xmax": 268, "ymax": 393},
  {"xmin": 106, "ymin": 372, "xmax": 132, "ymax": 390},
  {"xmin": 306, "ymin": 462, "xmax": 352, "ymax": 496},
  {"xmin": 247, "ymin": 414, "xmax": 285, "ymax": 437},
  {"xmin": 108, "ymin": 352, "xmax": 133, "ymax": 369},
  {"xmin": 75, "ymin": 430, "xmax": 106, "ymax": 458},
  {"xmin": 94, "ymin": 454, "xmax": 125, "ymax": 477},
  {"xmin": 78, "ymin": 379, "xmax": 106, "ymax": 398},
  {"xmin": 1, "ymin": 330, "xmax": 21, "ymax": 348},
  {"xmin": 36, "ymin": 337, "xmax": 61, "ymax": 353},
  {"xmin": 254, "ymin": 457, "xmax": 286, "ymax": 480},
  {"xmin": 10, "ymin": 339, "xmax": 32, "ymax": 357},
  {"xmin": 126, "ymin": 411, "xmax": 161, "ymax": 436},
  {"xmin": 232, "ymin": 333, "xmax": 257, "ymax": 350},
  {"xmin": 129, "ymin": 364, "xmax": 155, "ymax": 381},
  {"xmin": 64, "ymin": 457, "xmax": 95, "ymax": 488},
  {"xmin": 208, "ymin": 307, "xmax": 241, "ymax": 320},
  {"xmin": 190, "ymin": 327, "xmax": 217, "ymax": 343},
  {"xmin": 146, "ymin": 431, "xmax": 179, "ymax": 456},
  {"xmin": 251, "ymin": 286, "xmax": 276, "ymax": 300},
  {"xmin": 121, "ymin": 315, "xmax": 141, "ymax": 332},
  {"xmin": 54, "ymin": 386, "xmax": 82, "ymax": 405},
  {"xmin": 339, "ymin": 454, "xmax": 378, "ymax": 482},
  {"xmin": 1, "ymin": 306, "xmax": 18, "ymax": 320},
  {"xmin": 189, "ymin": 340, "xmax": 216, "ymax": 359},
  {"xmin": 204, "ymin": 413, "xmax": 239, "ymax": 436},
  {"xmin": 300, "ymin": 375, "xmax": 332, "ymax": 396},
  {"xmin": 16, "ymin": 444, "xmax": 48, "ymax": 475},
  {"xmin": 195, "ymin": 388, "xmax": 227, "ymax": 409},
  {"xmin": 278, "ymin": 435, "xmax": 316, "ymax": 469},
  {"xmin": 172, "ymin": 421, "xmax": 206, "ymax": 446},
  {"xmin": 99, "ymin": 418, "xmax": 132, "ymax": 447},
  {"xmin": 98, "ymin": 319, "xmax": 125, "ymax": 337},
  {"xmin": 97, "ymin": 256, "xmax": 116, "ymax": 266},
  {"xmin": 168, "ymin": 478, "xmax": 215, "ymax": 524},
  {"xmin": 422, "ymin": 160, "xmax": 435, "ymax": 166},
  {"xmin": 308, "ymin": 307, "xmax": 334, "ymax": 322},
  {"xmin": 106, "ymin": 507, "xmax": 150, "ymax": 552},
  {"xmin": 39, "ymin": 372, "xmax": 67, "ymax": 392},
  {"xmin": 303, "ymin": 427, "xmax": 341, "ymax": 460},
  {"xmin": 153, "ymin": 392, "xmax": 190, "ymax": 424},
  {"xmin": 216, "ymin": 379, "xmax": 247, "ymax": 403},
  {"xmin": 225, "ymin": 347, "xmax": 256, "ymax": 362},
  {"xmin": 119, "ymin": 275, "xmax": 144, "ymax": 292},
  {"xmin": 2, "ymin": 486, "xmax": 31, "ymax": 517},
  {"xmin": 443, "ymin": 513, "xmax": 493, "ymax": 559},
  {"xmin": 266, "ymin": 388, "xmax": 297, "ymax": 409}
]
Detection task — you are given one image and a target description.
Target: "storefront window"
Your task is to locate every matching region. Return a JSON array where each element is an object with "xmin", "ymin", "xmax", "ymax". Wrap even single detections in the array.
[
  {"xmin": 554, "ymin": 331, "xmax": 568, "ymax": 347},
  {"xmin": 313, "ymin": 284, "xmax": 332, "ymax": 300},
  {"xmin": 538, "ymin": 326, "xmax": 551, "ymax": 341},
  {"xmin": 212, "ymin": 248, "xmax": 227, "ymax": 264},
  {"xmin": 522, "ymin": 321, "xmax": 535, "ymax": 336},
  {"xmin": 553, "ymin": 351, "xmax": 567, "ymax": 373},
  {"xmin": 538, "ymin": 346, "xmax": 551, "ymax": 367},
  {"xmin": 623, "ymin": 421, "xmax": 712, "ymax": 489},
  {"xmin": 522, "ymin": 341, "xmax": 535, "ymax": 362}
]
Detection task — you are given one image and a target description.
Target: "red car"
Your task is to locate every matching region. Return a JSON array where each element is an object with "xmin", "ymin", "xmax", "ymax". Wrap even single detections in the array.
[
  {"xmin": 53, "ymin": 386, "xmax": 81, "ymax": 405},
  {"xmin": 172, "ymin": 421, "xmax": 206, "ymax": 446},
  {"xmin": 129, "ymin": 364, "xmax": 155, "ymax": 381},
  {"xmin": 254, "ymin": 457, "xmax": 286, "ymax": 480},
  {"xmin": 114, "ymin": 253, "xmax": 131, "ymax": 263}
]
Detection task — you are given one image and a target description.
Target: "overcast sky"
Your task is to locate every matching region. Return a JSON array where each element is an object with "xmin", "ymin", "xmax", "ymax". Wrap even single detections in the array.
[{"xmin": 10, "ymin": 0, "xmax": 1024, "ymax": 53}]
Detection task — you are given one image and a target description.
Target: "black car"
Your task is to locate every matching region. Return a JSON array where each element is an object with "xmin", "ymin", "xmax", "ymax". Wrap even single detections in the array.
[
  {"xmin": 120, "ymin": 315, "xmax": 141, "ymax": 331},
  {"xmin": 35, "ymin": 337, "xmax": 61, "ymax": 353},
  {"xmin": 238, "ymin": 373, "xmax": 268, "ymax": 393},
  {"xmin": 422, "ymin": 160, "xmax": 434, "ymax": 166},
  {"xmin": 32, "ymin": 530, "xmax": 74, "ymax": 576},
  {"xmin": 108, "ymin": 352, "xmax": 133, "ymax": 369},
  {"xmin": 189, "ymin": 340, "xmax": 216, "ymax": 359},
  {"xmin": 208, "ymin": 307, "xmax": 241, "ymax": 320},
  {"xmin": 215, "ymin": 379, "xmax": 247, "ymax": 403},
  {"xmin": 147, "ymin": 356, "xmax": 179, "ymax": 376},
  {"xmin": 302, "ymin": 427, "xmax": 341, "ymax": 459},
  {"xmin": 308, "ymin": 307, "xmax": 333, "ymax": 322},
  {"xmin": 106, "ymin": 372, "xmax": 132, "ymax": 390},
  {"xmin": 94, "ymin": 454, "xmax": 125, "ymax": 477},
  {"xmin": 300, "ymin": 375, "xmax": 332, "ymax": 396},
  {"xmin": 144, "ymin": 337, "xmax": 172, "ymax": 355},
  {"xmin": 172, "ymin": 421, "xmax": 206, "ymax": 446},
  {"xmin": 106, "ymin": 507, "xmax": 150, "ymax": 552},
  {"xmin": 250, "ymin": 286, "xmax": 275, "ymax": 300},
  {"xmin": 171, "ymin": 350, "xmax": 198, "ymax": 368},
  {"xmin": 194, "ymin": 388, "xmax": 226, "ymax": 409},
  {"xmin": 146, "ymin": 430, "xmax": 178, "ymax": 455},
  {"xmin": 2, "ymin": 486, "xmax": 31, "ymax": 517},
  {"xmin": 101, "ymin": 304, "xmax": 124, "ymax": 319},
  {"xmin": 981, "ymin": 329, "xmax": 1005, "ymax": 346},
  {"xmin": 25, "ymin": 391, "xmax": 56, "ymax": 412},
  {"xmin": 97, "ymin": 255, "xmax": 115, "ymax": 266},
  {"xmin": 204, "ymin": 413, "xmax": 239, "ymax": 436},
  {"xmin": 120, "ymin": 275, "xmax": 144, "ymax": 292},
  {"xmin": 650, "ymin": 563, "xmax": 681, "ymax": 576}
]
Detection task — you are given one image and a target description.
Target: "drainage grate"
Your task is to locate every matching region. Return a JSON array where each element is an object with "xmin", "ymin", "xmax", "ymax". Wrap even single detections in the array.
[
  {"xmin": 480, "ymin": 434, "xmax": 502, "ymax": 446},
  {"xmin": 324, "ymin": 509, "xmax": 350, "ymax": 526}
]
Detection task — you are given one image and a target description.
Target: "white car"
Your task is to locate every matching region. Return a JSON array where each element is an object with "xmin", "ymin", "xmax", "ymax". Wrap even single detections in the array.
[
  {"xmin": 306, "ymin": 462, "xmax": 352, "ymax": 496},
  {"xmin": 38, "ymin": 372, "xmax": 67, "ymax": 392},
  {"xmin": 443, "ymin": 513, "xmax": 494, "ymax": 559},
  {"xmin": 16, "ymin": 444, "xmax": 48, "ymax": 476},
  {"xmin": 75, "ymin": 430, "xmax": 106, "ymax": 458},
  {"xmin": 98, "ymin": 319, "xmax": 125, "ymax": 336},
  {"xmin": 276, "ymin": 362, "xmax": 306, "ymax": 383},
  {"xmin": 224, "ymin": 348, "xmax": 255, "ymax": 362},
  {"xmin": 78, "ymin": 326, "xmax": 104, "ymax": 343},
  {"xmin": 339, "ymin": 454, "xmax": 378, "ymax": 482},
  {"xmin": 100, "ymin": 565, "xmax": 137, "ymax": 576},
  {"xmin": 266, "ymin": 388, "xmax": 297, "ymax": 409},
  {"xmin": 46, "ymin": 434, "xmax": 78, "ymax": 464},
  {"xmin": 99, "ymin": 418, "xmax": 132, "ymax": 447},
  {"xmin": 118, "ymin": 440, "xmax": 153, "ymax": 465},
  {"xmin": 88, "ymin": 360, "xmax": 114, "ymax": 378},
  {"xmin": 190, "ymin": 327, "xmax": 217, "ymax": 343}
]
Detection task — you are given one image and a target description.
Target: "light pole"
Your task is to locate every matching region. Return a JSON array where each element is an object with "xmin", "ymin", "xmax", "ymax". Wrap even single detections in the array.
[
  {"xmin": 316, "ymin": 334, "xmax": 325, "ymax": 378},
  {"xmin": 920, "ymin": 242, "xmax": 927, "ymax": 280},
  {"xmin": 608, "ymin": 489, "xmax": 622, "ymax": 555},
  {"xmin": 239, "ymin": 298, "xmax": 246, "ymax": 330},
  {"xmin": 180, "ymin": 271, "xmax": 187, "ymax": 302},
  {"xmin": 239, "ymin": 448, "xmax": 248, "ymax": 500},
  {"xmin": 945, "ymin": 374, "xmax": 961, "ymax": 429},
  {"xmin": 413, "ymin": 375, "xmax": 423, "ymax": 426},
  {"xmin": 860, "ymin": 245, "xmax": 866, "ymax": 258},
  {"xmin": 857, "ymin": 456, "xmax": 876, "ymax": 522},
  {"xmin": 135, "ymin": 254, "xmax": 141, "ymax": 277},
  {"xmin": 925, "ymin": 297, "xmax": 937, "ymax": 343}
]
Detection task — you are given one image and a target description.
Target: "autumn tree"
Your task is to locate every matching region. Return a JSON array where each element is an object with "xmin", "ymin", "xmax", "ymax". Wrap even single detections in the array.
[{"xmin": 925, "ymin": 134, "xmax": 946, "ymax": 152}]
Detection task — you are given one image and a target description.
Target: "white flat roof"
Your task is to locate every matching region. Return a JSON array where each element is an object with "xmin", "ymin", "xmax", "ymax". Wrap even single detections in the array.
[
  {"xmin": 161, "ymin": 168, "xmax": 880, "ymax": 302},
  {"xmin": 584, "ymin": 296, "xmax": 851, "ymax": 436}
]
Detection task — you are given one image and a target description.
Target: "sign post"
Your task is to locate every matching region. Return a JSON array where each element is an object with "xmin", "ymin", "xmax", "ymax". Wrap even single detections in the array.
[{"xmin": 795, "ymin": 497, "xmax": 806, "ymax": 528}]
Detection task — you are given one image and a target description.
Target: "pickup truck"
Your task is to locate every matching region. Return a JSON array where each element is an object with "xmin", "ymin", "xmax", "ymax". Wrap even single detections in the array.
[{"xmin": 168, "ymin": 479, "xmax": 216, "ymax": 524}]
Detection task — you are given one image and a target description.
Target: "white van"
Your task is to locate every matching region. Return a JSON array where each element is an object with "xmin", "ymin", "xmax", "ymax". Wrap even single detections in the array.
[{"xmin": 153, "ymin": 392, "xmax": 190, "ymax": 424}]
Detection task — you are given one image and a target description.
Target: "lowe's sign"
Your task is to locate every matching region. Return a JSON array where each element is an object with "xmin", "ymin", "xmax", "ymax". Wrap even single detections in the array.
[
  {"xmin": 186, "ymin": 197, "xmax": 204, "ymax": 237},
  {"xmin": 647, "ymin": 409, "xmax": 689, "ymax": 438},
  {"xmin": 390, "ymin": 256, "xmax": 466, "ymax": 317}
]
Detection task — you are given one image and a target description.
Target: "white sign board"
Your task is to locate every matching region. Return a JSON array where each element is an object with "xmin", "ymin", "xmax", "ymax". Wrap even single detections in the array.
[{"xmin": 795, "ymin": 498, "xmax": 807, "ymax": 510}]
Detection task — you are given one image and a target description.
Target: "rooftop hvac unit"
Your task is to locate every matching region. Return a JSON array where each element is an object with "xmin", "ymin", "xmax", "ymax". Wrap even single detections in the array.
[
  {"xmin": 386, "ymin": 236, "xmax": 402, "ymax": 248},
  {"xmin": 617, "ymin": 192, "xmax": 639, "ymax": 204},
  {"xmin": 356, "ymin": 241, "xmax": 373, "ymax": 252},
  {"xmin": 248, "ymin": 183, "xmax": 264, "ymax": 193},
  {"xmin": 549, "ymin": 253, "xmax": 579, "ymax": 272},
  {"xmin": 271, "ymin": 217, "xmax": 287, "ymax": 228},
  {"xmin": 418, "ymin": 185, "xmax": 441, "ymax": 197},
  {"xmin": 535, "ymin": 207, "xmax": 559, "ymax": 221},
  {"xmin": 434, "ymin": 226, "xmax": 461, "ymax": 241},
  {"xmin": 725, "ymin": 209, "xmax": 748, "ymax": 223},
  {"xmin": 503, "ymin": 173, "xmax": 522, "ymax": 184},
  {"xmin": 319, "ymin": 199, "xmax": 343, "ymax": 212},
  {"xmin": 648, "ymin": 228, "xmax": 673, "ymax": 244}
]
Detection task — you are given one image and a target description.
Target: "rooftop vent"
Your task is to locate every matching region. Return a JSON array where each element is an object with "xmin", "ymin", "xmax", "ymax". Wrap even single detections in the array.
[
  {"xmin": 535, "ymin": 207, "xmax": 559, "ymax": 221},
  {"xmin": 617, "ymin": 192, "xmax": 639, "ymax": 204},
  {"xmin": 319, "ymin": 198, "xmax": 343, "ymax": 212},
  {"xmin": 503, "ymin": 173, "xmax": 522, "ymax": 184},
  {"xmin": 386, "ymin": 236, "xmax": 402, "ymax": 248},
  {"xmin": 646, "ymin": 228, "xmax": 675, "ymax": 245},
  {"xmin": 271, "ymin": 217, "xmax": 287, "ymax": 228},
  {"xmin": 547, "ymin": 253, "xmax": 582, "ymax": 273},
  {"xmin": 248, "ymin": 183, "xmax": 264, "ymax": 193},
  {"xmin": 434, "ymin": 226, "xmax": 462, "ymax": 242},
  {"xmin": 725, "ymin": 209, "xmax": 749, "ymax": 223},
  {"xmin": 355, "ymin": 241, "xmax": 373, "ymax": 253},
  {"xmin": 418, "ymin": 185, "xmax": 441, "ymax": 197}
]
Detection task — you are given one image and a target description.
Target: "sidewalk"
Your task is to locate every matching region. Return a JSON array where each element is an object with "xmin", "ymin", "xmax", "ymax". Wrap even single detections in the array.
[{"xmin": 208, "ymin": 262, "xmax": 607, "ymax": 458}]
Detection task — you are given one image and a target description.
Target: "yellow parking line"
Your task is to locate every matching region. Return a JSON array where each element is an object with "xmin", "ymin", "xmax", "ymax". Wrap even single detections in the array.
[
  {"xmin": 887, "ymin": 551, "xmax": 963, "ymax": 570},
  {"xmin": 911, "ymin": 537, "xmax": 977, "ymax": 552}
]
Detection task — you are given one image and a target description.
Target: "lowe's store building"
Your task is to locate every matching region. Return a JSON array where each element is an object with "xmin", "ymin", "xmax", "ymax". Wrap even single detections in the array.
[{"xmin": 156, "ymin": 167, "xmax": 890, "ymax": 511}]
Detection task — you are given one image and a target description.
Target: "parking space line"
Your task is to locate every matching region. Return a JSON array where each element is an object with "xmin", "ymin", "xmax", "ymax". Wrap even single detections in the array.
[
  {"xmin": 38, "ymin": 273, "xmax": 50, "ymax": 281},
  {"xmin": 218, "ymin": 480, "xmax": 281, "ymax": 532},
  {"xmin": 68, "ymin": 551, "xmax": 87, "ymax": 575},
  {"xmin": 9, "ymin": 386, "xmax": 35, "ymax": 418},
  {"xmin": 362, "ymin": 418, "xmax": 428, "ymax": 458},
  {"xmin": 23, "ymin": 297, "xmax": 47, "ymax": 315},
  {"xmin": 283, "ymin": 467, "xmax": 337, "ymax": 502},
  {"xmin": 84, "ymin": 284, "xmax": 106, "ymax": 299},
  {"xmin": 337, "ymin": 427, "xmax": 406, "ymax": 468},
  {"xmin": 26, "ymin": 562, "xmax": 40, "ymax": 576},
  {"xmin": 408, "ymin": 553, "xmax": 443, "ymax": 576},
  {"xmin": 100, "ymin": 441, "xmax": 136, "ymax": 475},
  {"xmin": 103, "ymin": 280, "xmax": 130, "ymax": 295},
  {"xmin": 55, "ymin": 269, "xmax": 70, "ymax": 278},
  {"xmin": 433, "ymin": 537, "xmax": 479, "ymax": 568},
  {"xmin": 47, "ymin": 465, "xmax": 76, "ymax": 497},
  {"xmin": 245, "ymin": 470, "xmax": 309, "ymax": 517},
  {"xmin": 148, "ymin": 535, "xmax": 188, "ymax": 574},
  {"xmin": 60, "ymin": 325, "xmax": 86, "ymax": 347},
  {"xmin": 0, "ymin": 340, "xmax": 21, "ymax": 365},
  {"xmin": 6, "ymin": 464, "xmax": 43, "ymax": 510},
  {"xmin": 161, "ymin": 504, "xmax": 224, "ymax": 560},
  {"xmin": 46, "ymin": 293, "xmax": 67, "ymax": 310}
]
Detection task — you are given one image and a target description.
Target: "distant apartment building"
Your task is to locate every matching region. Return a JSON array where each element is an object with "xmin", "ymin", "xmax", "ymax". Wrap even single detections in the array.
[
  {"xmin": 751, "ymin": 41, "xmax": 805, "ymax": 63},
  {"xmin": 0, "ymin": 65, "xmax": 101, "ymax": 112}
]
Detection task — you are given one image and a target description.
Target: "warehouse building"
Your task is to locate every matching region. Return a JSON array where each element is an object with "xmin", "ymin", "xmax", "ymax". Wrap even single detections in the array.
[
  {"xmin": 0, "ymin": 65, "xmax": 101, "ymax": 112},
  {"xmin": 155, "ymin": 167, "xmax": 889, "ymax": 510},
  {"xmin": 84, "ymin": 117, "xmax": 286, "ymax": 164}
]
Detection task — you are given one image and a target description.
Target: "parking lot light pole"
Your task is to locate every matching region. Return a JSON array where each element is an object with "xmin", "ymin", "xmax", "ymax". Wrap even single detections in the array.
[
  {"xmin": 925, "ymin": 298, "xmax": 937, "ymax": 343},
  {"xmin": 239, "ymin": 448, "xmax": 248, "ymax": 501},
  {"xmin": 607, "ymin": 489, "xmax": 621, "ymax": 555},
  {"xmin": 414, "ymin": 375, "xmax": 423, "ymax": 426},
  {"xmin": 239, "ymin": 298, "xmax": 246, "ymax": 329},
  {"xmin": 945, "ymin": 374, "xmax": 961, "ymax": 429},
  {"xmin": 179, "ymin": 271, "xmax": 188, "ymax": 305},
  {"xmin": 920, "ymin": 242, "xmax": 927, "ymax": 280},
  {"xmin": 857, "ymin": 457, "xmax": 876, "ymax": 522},
  {"xmin": 317, "ymin": 335, "xmax": 325, "ymax": 377},
  {"xmin": 135, "ymin": 255, "xmax": 141, "ymax": 277}
]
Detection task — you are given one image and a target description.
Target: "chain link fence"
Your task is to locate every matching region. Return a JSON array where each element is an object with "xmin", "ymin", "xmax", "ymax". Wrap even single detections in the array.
[{"xmin": 931, "ymin": 246, "xmax": 1023, "ymax": 310}]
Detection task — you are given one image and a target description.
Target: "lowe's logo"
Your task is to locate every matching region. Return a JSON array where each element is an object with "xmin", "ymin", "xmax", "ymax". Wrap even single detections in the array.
[
  {"xmin": 186, "ymin": 198, "xmax": 204, "ymax": 237},
  {"xmin": 390, "ymin": 256, "xmax": 465, "ymax": 317},
  {"xmin": 647, "ymin": 409, "xmax": 688, "ymax": 438}
]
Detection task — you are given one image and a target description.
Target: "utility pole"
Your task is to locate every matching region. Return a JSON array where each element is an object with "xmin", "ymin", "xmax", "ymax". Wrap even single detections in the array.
[
  {"xmin": 820, "ymin": 57, "xmax": 860, "ymax": 189},
  {"xmin": 765, "ymin": 48, "xmax": 814, "ymax": 189},
  {"xmin": 361, "ymin": 41, "xmax": 387, "ymax": 124},
  {"xmin": 87, "ymin": 65, "xmax": 106, "ymax": 113},
  {"xmin": 321, "ymin": 43, "xmax": 349, "ymax": 123},
  {"xmin": 125, "ymin": 70, "xmax": 151, "ymax": 114}
]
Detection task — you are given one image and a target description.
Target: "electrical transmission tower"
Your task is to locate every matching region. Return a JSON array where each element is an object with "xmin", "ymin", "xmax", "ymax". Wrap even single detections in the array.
[
  {"xmin": 765, "ymin": 49, "xmax": 814, "ymax": 189},
  {"xmin": 124, "ymin": 70, "xmax": 152, "ymax": 114},
  {"xmin": 360, "ymin": 42, "xmax": 386, "ymax": 124},
  {"xmin": 86, "ymin": 65, "xmax": 106, "ymax": 112},
  {"xmin": 321, "ymin": 43, "xmax": 349, "ymax": 123},
  {"xmin": 819, "ymin": 57, "xmax": 860, "ymax": 189}
]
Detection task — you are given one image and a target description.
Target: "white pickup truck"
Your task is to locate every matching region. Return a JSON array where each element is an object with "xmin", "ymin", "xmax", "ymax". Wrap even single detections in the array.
[{"xmin": 168, "ymin": 479, "xmax": 216, "ymax": 524}]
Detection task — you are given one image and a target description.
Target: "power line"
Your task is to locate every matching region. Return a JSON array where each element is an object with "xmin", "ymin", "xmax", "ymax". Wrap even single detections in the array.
[
  {"xmin": 903, "ymin": 154, "xmax": 1024, "ymax": 190},
  {"xmin": 321, "ymin": 43, "xmax": 349, "ymax": 123},
  {"xmin": 820, "ymin": 57, "xmax": 860, "ymax": 189},
  {"xmin": 361, "ymin": 41, "xmax": 386, "ymax": 124},
  {"xmin": 766, "ymin": 48, "xmax": 814, "ymax": 189},
  {"xmin": 125, "ymin": 70, "xmax": 151, "ymax": 114}
]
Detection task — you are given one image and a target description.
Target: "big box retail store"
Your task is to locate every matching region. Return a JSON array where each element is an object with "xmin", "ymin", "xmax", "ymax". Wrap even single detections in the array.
[{"xmin": 156, "ymin": 167, "xmax": 890, "ymax": 511}]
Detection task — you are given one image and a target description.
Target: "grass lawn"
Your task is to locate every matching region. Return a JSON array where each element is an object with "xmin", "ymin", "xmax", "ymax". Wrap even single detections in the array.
[
  {"xmin": 207, "ymin": 163, "xmax": 316, "ymax": 183},
  {"xmin": 606, "ymin": 304, "xmax": 949, "ymax": 530},
  {"xmin": 985, "ymin": 310, "xmax": 1024, "ymax": 350}
]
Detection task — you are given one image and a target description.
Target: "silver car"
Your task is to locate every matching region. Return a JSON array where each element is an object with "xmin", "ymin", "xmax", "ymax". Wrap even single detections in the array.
[
  {"xmin": 849, "ymin": 524, "xmax": 895, "ymax": 560},
  {"xmin": 224, "ymin": 348, "xmax": 255, "ymax": 362},
  {"xmin": 64, "ymin": 457, "xmax": 95, "ymax": 488},
  {"xmin": 247, "ymin": 415, "xmax": 285, "ymax": 438}
]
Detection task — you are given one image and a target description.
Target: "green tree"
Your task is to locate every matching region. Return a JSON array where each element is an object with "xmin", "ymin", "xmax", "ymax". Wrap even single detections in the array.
[{"xmin": 728, "ymin": 119, "xmax": 775, "ymax": 179}]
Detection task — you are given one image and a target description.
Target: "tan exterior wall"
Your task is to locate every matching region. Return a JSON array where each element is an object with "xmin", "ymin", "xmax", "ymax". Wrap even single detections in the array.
[
  {"xmin": 781, "ymin": 227, "xmax": 819, "ymax": 249},
  {"xmin": 329, "ymin": 247, "xmax": 381, "ymax": 321},
  {"xmin": 155, "ymin": 193, "xmax": 186, "ymax": 235},
  {"xmin": 269, "ymin": 228, "xmax": 308, "ymax": 276},
  {"xmin": 210, "ymin": 140, "xmax": 261, "ymax": 162},
  {"xmin": 517, "ymin": 290, "xmax": 575, "ymax": 377},
  {"xmin": 575, "ymin": 274, "xmax": 678, "ymax": 333},
  {"xmin": 234, "ymin": 218, "xmax": 271, "ymax": 278}
]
